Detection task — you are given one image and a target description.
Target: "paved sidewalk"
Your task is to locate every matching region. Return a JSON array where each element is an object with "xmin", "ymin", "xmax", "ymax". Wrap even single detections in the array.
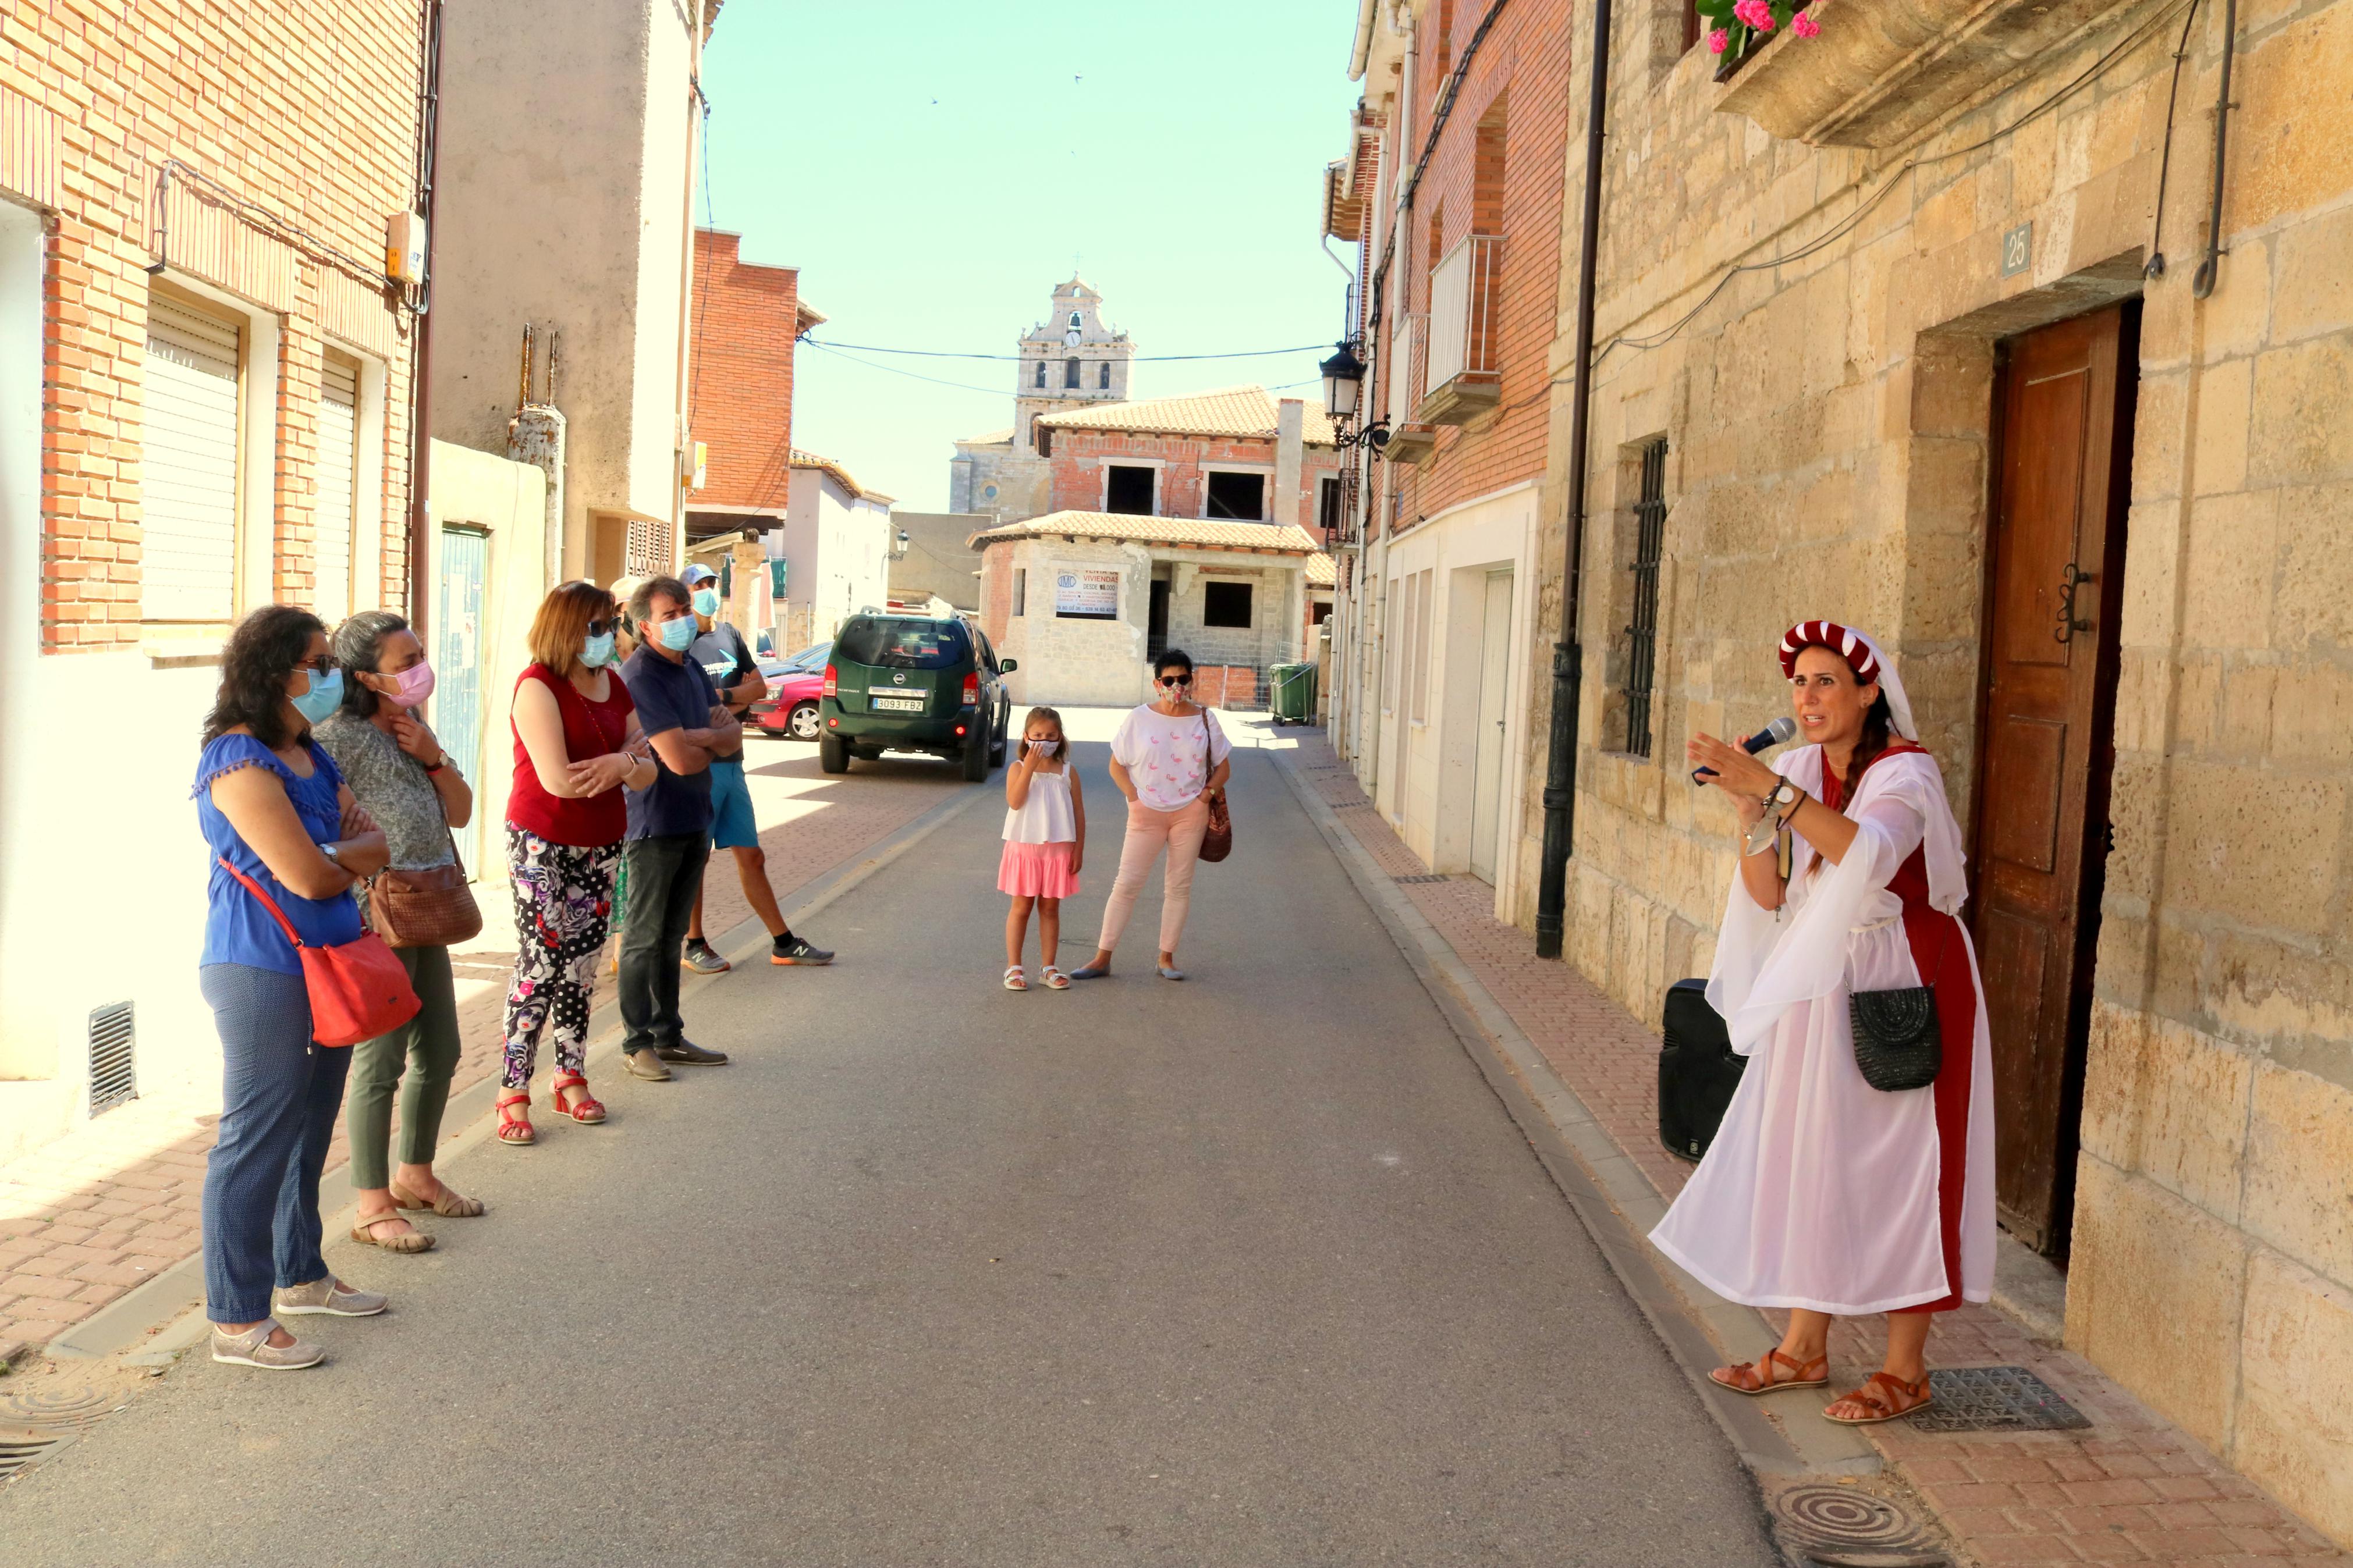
[
  {"xmin": 1277, "ymin": 727, "xmax": 2345, "ymax": 1568},
  {"xmin": 0, "ymin": 746, "xmax": 961, "ymax": 1357}
]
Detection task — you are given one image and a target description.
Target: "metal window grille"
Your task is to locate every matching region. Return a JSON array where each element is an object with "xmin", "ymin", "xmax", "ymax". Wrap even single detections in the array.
[
  {"xmin": 1623, "ymin": 439, "xmax": 1669, "ymax": 758},
  {"xmin": 87, "ymin": 1001, "xmax": 136, "ymax": 1115}
]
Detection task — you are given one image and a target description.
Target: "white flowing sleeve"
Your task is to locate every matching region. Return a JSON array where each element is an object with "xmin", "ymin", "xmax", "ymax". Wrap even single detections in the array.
[{"xmin": 1713, "ymin": 756, "xmax": 1930, "ymax": 1056}]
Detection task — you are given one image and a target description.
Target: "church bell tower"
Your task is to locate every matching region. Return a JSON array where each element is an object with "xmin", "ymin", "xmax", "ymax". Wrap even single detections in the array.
[{"xmin": 1013, "ymin": 276, "xmax": 1132, "ymax": 453}]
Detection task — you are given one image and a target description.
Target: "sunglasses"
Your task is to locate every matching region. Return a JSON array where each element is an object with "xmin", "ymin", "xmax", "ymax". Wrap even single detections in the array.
[
  {"xmin": 585, "ymin": 618, "xmax": 614, "ymax": 637},
  {"xmin": 1157, "ymin": 674, "xmax": 1193, "ymax": 688}
]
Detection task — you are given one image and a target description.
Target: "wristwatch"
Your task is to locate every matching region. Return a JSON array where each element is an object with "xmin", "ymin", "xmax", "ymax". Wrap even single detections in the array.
[
  {"xmin": 321, "ymin": 841, "xmax": 342, "ymax": 867},
  {"xmin": 1764, "ymin": 779, "xmax": 1804, "ymax": 822}
]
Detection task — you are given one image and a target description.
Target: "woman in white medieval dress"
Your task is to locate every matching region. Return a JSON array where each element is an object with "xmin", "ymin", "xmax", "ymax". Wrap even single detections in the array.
[{"xmin": 1648, "ymin": 621, "xmax": 1995, "ymax": 1425}]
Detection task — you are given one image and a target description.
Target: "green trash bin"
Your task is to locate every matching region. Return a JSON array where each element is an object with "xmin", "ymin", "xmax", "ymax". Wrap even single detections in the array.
[{"xmin": 1269, "ymin": 662, "xmax": 1318, "ymax": 723}]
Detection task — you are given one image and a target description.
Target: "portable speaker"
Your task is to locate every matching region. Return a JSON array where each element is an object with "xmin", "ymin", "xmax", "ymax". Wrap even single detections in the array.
[{"xmin": 1659, "ymin": 979, "xmax": 1746, "ymax": 1162}]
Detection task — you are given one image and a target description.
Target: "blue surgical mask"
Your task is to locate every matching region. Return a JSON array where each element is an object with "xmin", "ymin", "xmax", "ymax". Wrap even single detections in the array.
[
  {"xmin": 291, "ymin": 667, "xmax": 343, "ymax": 724},
  {"xmin": 691, "ymin": 588, "xmax": 721, "ymax": 617},
  {"xmin": 581, "ymin": 631, "xmax": 617, "ymax": 669},
  {"xmin": 658, "ymin": 615, "xmax": 698, "ymax": 653}
]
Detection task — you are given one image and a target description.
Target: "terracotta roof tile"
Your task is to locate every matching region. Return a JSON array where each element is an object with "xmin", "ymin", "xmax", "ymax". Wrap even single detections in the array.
[
  {"xmin": 1306, "ymin": 551, "xmax": 1336, "ymax": 587},
  {"xmin": 1036, "ymin": 385, "xmax": 1337, "ymax": 446}
]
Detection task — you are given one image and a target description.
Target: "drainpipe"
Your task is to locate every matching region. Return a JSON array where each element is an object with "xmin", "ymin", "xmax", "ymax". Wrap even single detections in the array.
[
  {"xmin": 405, "ymin": 0, "xmax": 443, "ymax": 637},
  {"xmin": 1534, "ymin": 0, "xmax": 1611, "ymax": 962}
]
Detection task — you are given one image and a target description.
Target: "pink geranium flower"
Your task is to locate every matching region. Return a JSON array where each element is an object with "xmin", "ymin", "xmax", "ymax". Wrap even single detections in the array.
[
  {"xmin": 1733, "ymin": 0, "xmax": 1774, "ymax": 29},
  {"xmin": 1792, "ymin": 10, "xmax": 1821, "ymax": 35},
  {"xmin": 1708, "ymin": 26, "xmax": 1729, "ymax": 51}
]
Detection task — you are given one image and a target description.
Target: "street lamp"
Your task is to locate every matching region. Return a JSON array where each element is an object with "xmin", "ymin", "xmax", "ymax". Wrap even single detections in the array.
[{"xmin": 1319, "ymin": 338, "xmax": 1365, "ymax": 421}]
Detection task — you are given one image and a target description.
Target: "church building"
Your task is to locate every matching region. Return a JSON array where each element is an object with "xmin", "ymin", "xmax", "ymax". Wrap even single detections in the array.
[{"xmin": 948, "ymin": 276, "xmax": 1134, "ymax": 524}]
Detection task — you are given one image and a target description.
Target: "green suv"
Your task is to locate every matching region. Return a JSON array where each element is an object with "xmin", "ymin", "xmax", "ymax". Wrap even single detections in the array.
[{"xmin": 819, "ymin": 612, "xmax": 1015, "ymax": 780}]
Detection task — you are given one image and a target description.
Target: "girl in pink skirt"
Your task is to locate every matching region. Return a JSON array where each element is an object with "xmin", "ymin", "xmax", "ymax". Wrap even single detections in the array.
[{"xmin": 1000, "ymin": 706, "xmax": 1085, "ymax": 991}]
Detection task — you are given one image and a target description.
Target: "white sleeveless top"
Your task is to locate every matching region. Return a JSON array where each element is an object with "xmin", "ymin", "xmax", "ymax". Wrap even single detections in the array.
[{"xmin": 1002, "ymin": 768, "xmax": 1077, "ymax": 844}]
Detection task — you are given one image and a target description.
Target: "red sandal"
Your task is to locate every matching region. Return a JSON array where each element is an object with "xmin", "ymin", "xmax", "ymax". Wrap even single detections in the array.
[
  {"xmin": 549, "ymin": 1071, "xmax": 606, "ymax": 1125},
  {"xmin": 495, "ymin": 1091, "xmax": 535, "ymax": 1146},
  {"xmin": 1823, "ymin": 1370, "xmax": 1935, "ymax": 1425},
  {"xmin": 1709, "ymin": 1347, "xmax": 1829, "ymax": 1396}
]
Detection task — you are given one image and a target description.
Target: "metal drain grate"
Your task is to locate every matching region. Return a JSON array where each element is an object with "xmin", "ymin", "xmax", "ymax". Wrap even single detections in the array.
[
  {"xmin": 1768, "ymin": 1482, "xmax": 1949, "ymax": 1567},
  {"xmin": 0, "ymin": 1430, "xmax": 69, "ymax": 1484},
  {"xmin": 1908, "ymin": 1365, "xmax": 2091, "ymax": 1433},
  {"xmin": 87, "ymin": 1001, "xmax": 136, "ymax": 1115},
  {"xmin": 1393, "ymin": 873, "xmax": 1449, "ymax": 884},
  {"xmin": 0, "ymin": 1385, "xmax": 118, "ymax": 1432}
]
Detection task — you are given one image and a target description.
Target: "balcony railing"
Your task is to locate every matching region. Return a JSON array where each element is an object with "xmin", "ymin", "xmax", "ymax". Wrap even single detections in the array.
[{"xmin": 1416, "ymin": 233, "xmax": 1501, "ymax": 426}]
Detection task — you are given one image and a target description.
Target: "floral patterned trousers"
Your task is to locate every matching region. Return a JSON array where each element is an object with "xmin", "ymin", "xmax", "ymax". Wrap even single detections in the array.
[{"xmin": 500, "ymin": 827, "xmax": 618, "ymax": 1090}]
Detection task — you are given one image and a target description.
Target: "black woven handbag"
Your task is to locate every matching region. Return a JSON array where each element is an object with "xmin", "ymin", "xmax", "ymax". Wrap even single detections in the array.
[{"xmin": 1848, "ymin": 923, "xmax": 1951, "ymax": 1092}]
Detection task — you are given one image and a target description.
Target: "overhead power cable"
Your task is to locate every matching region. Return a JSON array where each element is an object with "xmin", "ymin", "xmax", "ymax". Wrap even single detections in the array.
[
  {"xmin": 800, "ymin": 338, "xmax": 1007, "ymax": 395},
  {"xmin": 800, "ymin": 337, "xmax": 1327, "ymax": 363}
]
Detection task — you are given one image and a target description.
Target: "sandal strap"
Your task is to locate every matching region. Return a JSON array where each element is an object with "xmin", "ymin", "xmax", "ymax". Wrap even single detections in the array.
[{"xmin": 1848, "ymin": 1371, "xmax": 1930, "ymax": 1416}]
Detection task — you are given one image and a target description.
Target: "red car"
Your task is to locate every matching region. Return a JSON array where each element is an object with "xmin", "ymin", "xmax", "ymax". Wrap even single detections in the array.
[{"xmin": 748, "ymin": 667, "xmax": 828, "ymax": 741}]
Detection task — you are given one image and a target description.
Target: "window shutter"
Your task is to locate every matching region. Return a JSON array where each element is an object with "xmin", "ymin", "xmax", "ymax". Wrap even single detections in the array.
[
  {"xmin": 314, "ymin": 353, "xmax": 360, "ymax": 620},
  {"xmin": 142, "ymin": 296, "xmax": 242, "ymax": 622}
]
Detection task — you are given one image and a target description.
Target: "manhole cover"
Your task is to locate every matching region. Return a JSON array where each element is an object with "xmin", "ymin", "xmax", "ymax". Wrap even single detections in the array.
[
  {"xmin": 0, "ymin": 1385, "xmax": 116, "ymax": 1432},
  {"xmin": 1908, "ymin": 1365, "xmax": 2090, "ymax": 1434},
  {"xmin": 0, "ymin": 1429, "xmax": 70, "ymax": 1484},
  {"xmin": 1769, "ymin": 1484, "xmax": 1947, "ymax": 1567},
  {"xmin": 1393, "ymin": 873, "xmax": 1448, "ymax": 884}
]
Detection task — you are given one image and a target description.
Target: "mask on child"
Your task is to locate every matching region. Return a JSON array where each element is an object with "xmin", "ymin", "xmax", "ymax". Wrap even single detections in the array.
[
  {"xmin": 658, "ymin": 615, "xmax": 698, "ymax": 653},
  {"xmin": 691, "ymin": 588, "xmax": 721, "ymax": 617},
  {"xmin": 1027, "ymin": 738, "xmax": 1059, "ymax": 759},
  {"xmin": 291, "ymin": 667, "xmax": 344, "ymax": 724}
]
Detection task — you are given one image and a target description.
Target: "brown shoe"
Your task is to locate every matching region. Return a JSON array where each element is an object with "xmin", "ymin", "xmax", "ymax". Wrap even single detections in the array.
[
  {"xmin": 622, "ymin": 1050, "xmax": 672, "ymax": 1082},
  {"xmin": 350, "ymin": 1210, "xmax": 434, "ymax": 1253}
]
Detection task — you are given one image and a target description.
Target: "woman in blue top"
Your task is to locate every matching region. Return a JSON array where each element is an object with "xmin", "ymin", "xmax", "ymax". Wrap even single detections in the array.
[{"xmin": 194, "ymin": 605, "xmax": 392, "ymax": 1371}]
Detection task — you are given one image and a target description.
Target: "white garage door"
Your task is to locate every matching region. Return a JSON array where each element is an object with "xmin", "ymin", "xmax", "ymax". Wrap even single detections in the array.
[
  {"xmin": 315, "ymin": 352, "xmax": 359, "ymax": 620},
  {"xmin": 143, "ymin": 296, "xmax": 242, "ymax": 623}
]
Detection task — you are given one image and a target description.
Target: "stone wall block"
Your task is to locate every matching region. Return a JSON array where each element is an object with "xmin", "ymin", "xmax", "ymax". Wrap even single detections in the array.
[
  {"xmin": 2078, "ymin": 1005, "xmax": 2253, "ymax": 1219},
  {"xmin": 2228, "ymin": 3, "xmax": 2353, "ymax": 234},
  {"xmin": 2118, "ymin": 498, "xmax": 2187, "ymax": 646},
  {"xmin": 2233, "ymin": 1249, "xmax": 2353, "ymax": 1548},
  {"xmin": 2163, "ymin": 758, "xmax": 2344, "ymax": 929},
  {"xmin": 2065, "ymin": 1154, "xmax": 2250, "ymax": 1454},
  {"xmin": 2270, "ymin": 659, "xmax": 2353, "ymax": 765},
  {"xmin": 2215, "ymin": 660, "xmax": 2279, "ymax": 758},
  {"xmin": 2272, "ymin": 482, "xmax": 2353, "ymax": 650},
  {"xmin": 2127, "ymin": 369, "xmax": 2187, "ymax": 505},
  {"xmin": 2179, "ymin": 489, "xmax": 2276, "ymax": 650},
  {"xmin": 2196, "ymin": 233, "xmax": 2273, "ymax": 362},
  {"xmin": 2272, "ymin": 208, "xmax": 2353, "ymax": 344},
  {"xmin": 2249, "ymin": 334, "xmax": 2353, "ymax": 487},
  {"xmin": 2190, "ymin": 355, "xmax": 2253, "ymax": 497},
  {"xmin": 2242, "ymin": 1062, "xmax": 2353, "ymax": 1286}
]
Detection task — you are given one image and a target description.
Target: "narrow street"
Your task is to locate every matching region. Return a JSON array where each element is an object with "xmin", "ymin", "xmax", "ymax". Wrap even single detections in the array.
[{"xmin": 0, "ymin": 721, "xmax": 1776, "ymax": 1566}]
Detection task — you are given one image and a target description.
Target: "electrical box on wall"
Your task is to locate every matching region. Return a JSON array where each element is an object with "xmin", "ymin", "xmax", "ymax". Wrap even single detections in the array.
[
  {"xmin": 681, "ymin": 440, "xmax": 708, "ymax": 491},
  {"xmin": 385, "ymin": 212, "xmax": 427, "ymax": 283}
]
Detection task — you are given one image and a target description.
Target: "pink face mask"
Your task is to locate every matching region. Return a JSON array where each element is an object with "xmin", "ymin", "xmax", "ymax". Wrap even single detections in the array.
[{"xmin": 381, "ymin": 660, "xmax": 435, "ymax": 709}]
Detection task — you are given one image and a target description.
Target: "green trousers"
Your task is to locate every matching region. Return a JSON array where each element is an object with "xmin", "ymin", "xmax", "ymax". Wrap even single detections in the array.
[{"xmin": 345, "ymin": 944, "xmax": 462, "ymax": 1190}]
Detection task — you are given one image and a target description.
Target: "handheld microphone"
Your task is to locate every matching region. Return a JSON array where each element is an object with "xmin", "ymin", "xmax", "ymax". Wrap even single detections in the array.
[{"xmin": 1691, "ymin": 714, "xmax": 1798, "ymax": 784}]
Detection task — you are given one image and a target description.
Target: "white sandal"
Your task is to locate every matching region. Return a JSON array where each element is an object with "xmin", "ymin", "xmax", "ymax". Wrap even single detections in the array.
[
  {"xmin": 1003, "ymin": 965, "xmax": 1028, "ymax": 991},
  {"xmin": 1041, "ymin": 965, "xmax": 1070, "ymax": 990}
]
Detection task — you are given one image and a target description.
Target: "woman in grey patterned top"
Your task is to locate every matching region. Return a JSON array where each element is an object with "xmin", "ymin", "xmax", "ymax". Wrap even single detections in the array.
[{"xmin": 317, "ymin": 611, "xmax": 482, "ymax": 1252}]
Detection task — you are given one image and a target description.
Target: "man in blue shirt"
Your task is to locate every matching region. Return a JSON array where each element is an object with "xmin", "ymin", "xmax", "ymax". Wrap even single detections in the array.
[{"xmin": 616, "ymin": 575, "xmax": 741, "ymax": 1077}]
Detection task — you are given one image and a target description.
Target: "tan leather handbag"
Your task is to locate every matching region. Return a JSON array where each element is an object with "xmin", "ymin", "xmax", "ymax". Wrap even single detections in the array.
[
  {"xmin": 1197, "ymin": 714, "xmax": 1233, "ymax": 863},
  {"xmin": 367, "ymin": 823, "xmax": 482, "ymax": 949}
]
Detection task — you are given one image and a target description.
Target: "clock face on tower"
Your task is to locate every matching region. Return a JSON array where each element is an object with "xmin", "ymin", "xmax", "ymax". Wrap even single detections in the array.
[{"xmin": 1064, "ymin": 328, "xmax": 1081, "ymax": 346}]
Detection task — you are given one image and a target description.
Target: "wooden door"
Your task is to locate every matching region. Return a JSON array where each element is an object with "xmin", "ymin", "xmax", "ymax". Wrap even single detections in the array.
[{"xmin": 1972, "ymin": 304, "xmax": 2136, "ymax": 1257}]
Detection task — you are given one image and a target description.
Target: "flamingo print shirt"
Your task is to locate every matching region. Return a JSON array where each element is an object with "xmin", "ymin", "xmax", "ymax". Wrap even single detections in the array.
[{"xmin": 1110, "ymin": 703, "xmax": 1231, "ymax": 811}]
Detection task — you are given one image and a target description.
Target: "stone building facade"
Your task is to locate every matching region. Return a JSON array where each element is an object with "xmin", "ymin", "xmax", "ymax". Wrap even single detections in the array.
[
  {"xmin": 0, "ymin": 0, "xmax": 424, "ymax": 1155},
  {"xmin": 949, "ymin": 276, "xmax": 1134, "ymax": 525},
  {"xmin": 1504, "ymin": 0, "xmax": 2353, "ymax": 1544}
]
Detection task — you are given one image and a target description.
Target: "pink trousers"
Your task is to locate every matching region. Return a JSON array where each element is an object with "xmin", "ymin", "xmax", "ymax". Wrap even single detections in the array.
[{"xmin": 1095, "ymin": 795, "xmax": 1210, "ymax": 956}]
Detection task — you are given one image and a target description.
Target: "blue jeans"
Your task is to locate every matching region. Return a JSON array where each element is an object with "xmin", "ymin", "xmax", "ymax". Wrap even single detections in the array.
[{"xmin": 198, "ymin": 964, "xmax": 352, "ymax": 1324}]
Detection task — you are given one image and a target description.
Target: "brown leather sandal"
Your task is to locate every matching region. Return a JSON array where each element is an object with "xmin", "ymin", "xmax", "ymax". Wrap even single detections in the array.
[
  {"xmin": 350, "ymin": 1210, "xmax": 434, "ymax": 1253},
  {"xmin": 1709, "ymin": 1347, "xmax": 1829, "ymax": 1395},
  {"xmin": 388, "ymin": 1178, "xmax": 485, "ymax": 1218},
  {"xmin": 1823, "ymin": 1370, "xmax": 1935, "ymax": 1425}
]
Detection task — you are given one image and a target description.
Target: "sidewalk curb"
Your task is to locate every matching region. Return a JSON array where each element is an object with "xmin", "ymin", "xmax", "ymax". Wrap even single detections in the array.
[
  {"xmin": 1265, "ymin": 742, "xmax": 1882, "ymax": 1480},
  {"xmin": 47, "ymin": 777, "xmax": 995, "ymax": 1364}
]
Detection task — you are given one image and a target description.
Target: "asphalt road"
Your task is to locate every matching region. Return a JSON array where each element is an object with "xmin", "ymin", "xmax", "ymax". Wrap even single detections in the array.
[{"xmin": 0, "ymin": 728, "xmax": 1777, "ymax": 1566}]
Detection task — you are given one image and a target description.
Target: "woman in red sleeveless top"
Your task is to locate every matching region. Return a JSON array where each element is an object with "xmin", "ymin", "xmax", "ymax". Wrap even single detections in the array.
[
  {"xmin": 1651, "ymin": 622, "xmax": 1995, "ymax": 1427},
  {"xmin": 498, "ymin": 582, "xmax": 658, "ymax": 1146}
]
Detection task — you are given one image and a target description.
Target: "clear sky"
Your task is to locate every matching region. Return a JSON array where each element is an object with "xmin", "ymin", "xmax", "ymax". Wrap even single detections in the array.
[{"xmin": 697, "ymin": 2, "xmax": 1365, "ymax": 514}]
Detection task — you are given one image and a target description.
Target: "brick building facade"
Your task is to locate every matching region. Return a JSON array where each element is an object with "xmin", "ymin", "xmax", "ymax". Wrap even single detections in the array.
[
  {"xmin": 686, "ymin": 228, "xmax": 820, "ymax": 515},
  {"xmin": 1323, "ymin": 0, "xmax": 1575, "ymax": 917},
  {"xmin": 0, "ymin": 0, "xmax": 425, "ymax": 1155}
]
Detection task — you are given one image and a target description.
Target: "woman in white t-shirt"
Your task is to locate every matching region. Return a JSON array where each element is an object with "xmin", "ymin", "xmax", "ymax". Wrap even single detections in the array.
[{"xmin": 1070, "ymin": 648, "xmax": 1231, "ymax": 982}]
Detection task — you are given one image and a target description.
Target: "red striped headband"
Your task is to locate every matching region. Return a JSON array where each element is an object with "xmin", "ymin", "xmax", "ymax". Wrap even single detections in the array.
[{"xmin": 1778, "ymin": 620, "xmax": 1880, "ymax": 685}]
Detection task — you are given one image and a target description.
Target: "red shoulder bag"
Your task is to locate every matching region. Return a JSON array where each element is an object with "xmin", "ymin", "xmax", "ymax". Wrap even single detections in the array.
[{"xmin": 218, "ymin": 858, "xmax": 422, "ymax": 1047}]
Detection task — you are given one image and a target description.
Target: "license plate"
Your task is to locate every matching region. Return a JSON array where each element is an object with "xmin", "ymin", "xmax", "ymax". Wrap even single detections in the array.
[{"xmin": 870, "ymin": 695, "xmax": 924, "ymax": 712}]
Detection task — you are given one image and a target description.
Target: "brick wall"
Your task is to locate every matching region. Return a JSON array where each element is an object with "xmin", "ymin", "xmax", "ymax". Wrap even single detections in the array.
[
  {"xmin": 690, "ymin": 228, "xmax": 798, "ymax": 510},
  {"xmin": 3, "ymin": 0, "xmax": 423, "ymax": 649},
  {"xmin": 1373, "ymin": 0, "xmax": 1570, "ymax": 532},
  {"xmin": 1050, "ymin": 428, "xmax": 1343, "ymax": 531}
]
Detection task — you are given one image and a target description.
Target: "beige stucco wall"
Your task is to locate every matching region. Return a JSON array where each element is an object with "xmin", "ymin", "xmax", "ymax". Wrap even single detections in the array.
[
  {"xmin": 431, "ymin": 0, "xmax": 698, "ymax": 576},
  {"xmin": 1520, "ymin": 0, "xmax": 2353, "ymax": 1541}
]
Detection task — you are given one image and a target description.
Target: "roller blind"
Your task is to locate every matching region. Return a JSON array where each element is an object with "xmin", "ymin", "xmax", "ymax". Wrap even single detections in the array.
[
  {"xmin": 314, "ymin": 353, "xmax": 359, "ymax": 620},
  {"xmin": 142, "ymin": 295, "xmax": 241, "ymax": 622}
]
